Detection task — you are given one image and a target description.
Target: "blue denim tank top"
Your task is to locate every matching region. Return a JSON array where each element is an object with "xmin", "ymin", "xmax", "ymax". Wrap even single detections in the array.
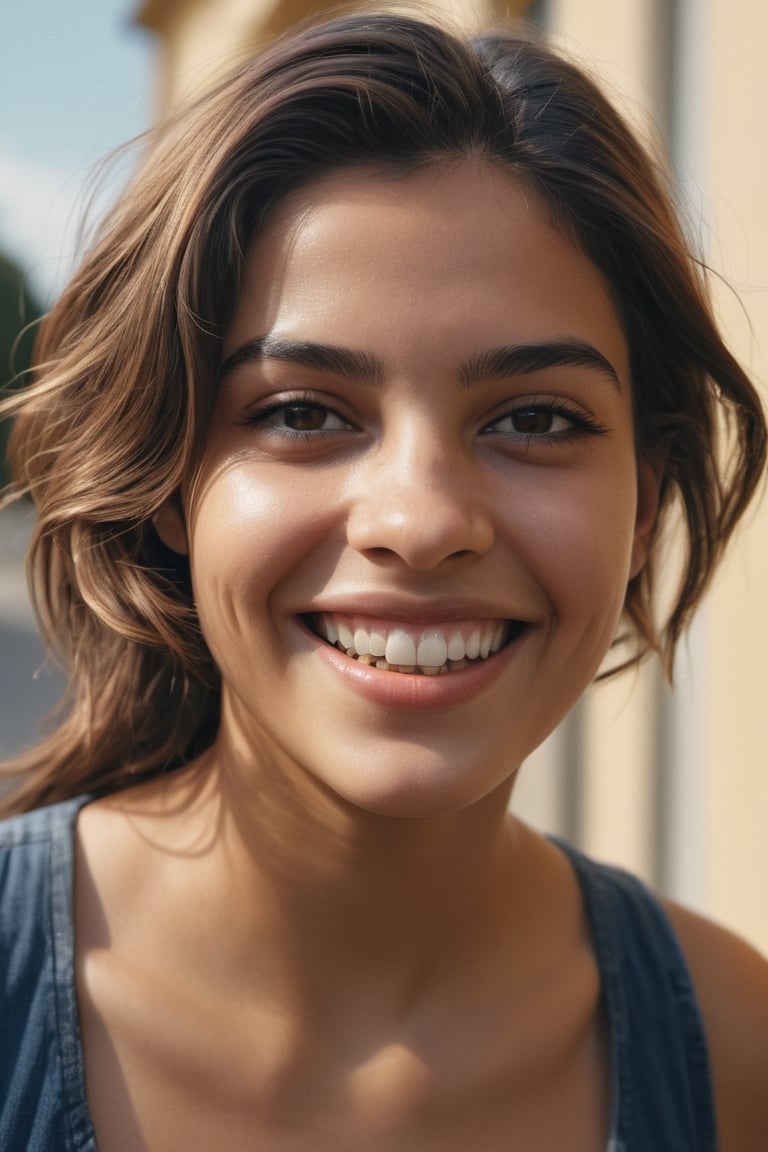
[{"xmin": 0, "ymin": 796, "xmax": 716, "ymax": 1150}]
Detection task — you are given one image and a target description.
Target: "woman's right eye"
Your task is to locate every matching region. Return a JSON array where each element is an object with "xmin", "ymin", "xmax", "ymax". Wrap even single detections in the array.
[{"xmin": 245, "ymin": 400, "xmax": 351, "ymax": 436}]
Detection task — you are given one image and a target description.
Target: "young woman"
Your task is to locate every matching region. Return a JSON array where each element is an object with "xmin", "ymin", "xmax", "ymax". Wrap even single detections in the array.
[{"xmin": 1, "ymin": 12, "xmax": 767, "ymax": 1151}]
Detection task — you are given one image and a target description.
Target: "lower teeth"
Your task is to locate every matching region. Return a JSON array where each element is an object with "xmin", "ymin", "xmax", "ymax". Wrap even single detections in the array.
[{"xmin": 342, "ymin": 647, "xmax": 471, "ymax": 675}]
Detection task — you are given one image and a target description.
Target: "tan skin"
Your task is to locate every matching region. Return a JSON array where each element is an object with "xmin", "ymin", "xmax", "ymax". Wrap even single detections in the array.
[
  {"xmin": 77, "ymin": 771, "xmax": 608, "ymax": 1151},
  {"xmin": 75, "ymin": 160, "xmax": 768, "ymax": 1150}
]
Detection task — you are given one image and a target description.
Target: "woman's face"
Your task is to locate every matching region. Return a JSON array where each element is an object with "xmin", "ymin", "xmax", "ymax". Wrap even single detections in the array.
[{"xmin": 159, "ymin": 159, "xmax": 657, "ymax": 818}]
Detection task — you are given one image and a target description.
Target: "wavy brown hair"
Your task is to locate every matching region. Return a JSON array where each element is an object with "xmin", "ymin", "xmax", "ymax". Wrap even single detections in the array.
[{"xmin": 1, "ymin": 11, "xmax": 765, "ymax": 814}]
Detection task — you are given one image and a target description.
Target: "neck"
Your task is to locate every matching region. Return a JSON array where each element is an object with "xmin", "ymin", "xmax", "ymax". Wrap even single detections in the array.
[{"xmin": 141, "ymin": 730, "xmax": 527, "ymax": 1026}]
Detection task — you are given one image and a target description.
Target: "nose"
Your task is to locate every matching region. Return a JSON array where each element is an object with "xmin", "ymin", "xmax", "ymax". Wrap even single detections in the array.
[{"xmin": 345, "ymin": 418, "xmax": 495, "ymax": 571}]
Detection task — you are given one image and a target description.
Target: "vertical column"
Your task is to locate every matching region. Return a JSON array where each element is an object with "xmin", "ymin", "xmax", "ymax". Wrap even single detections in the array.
[{"xmin": 653, "ymin": 0, "xmax": 714, "ymax": 915}]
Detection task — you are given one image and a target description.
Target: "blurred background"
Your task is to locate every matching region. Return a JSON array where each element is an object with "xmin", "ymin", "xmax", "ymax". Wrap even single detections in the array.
[{"xmin": 2, "ymin": 0, "xmax": 767, "ymax": 954}]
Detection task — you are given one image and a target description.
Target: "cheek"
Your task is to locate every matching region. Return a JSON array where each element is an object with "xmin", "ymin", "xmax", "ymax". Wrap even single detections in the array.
[
  {"xmin": 509, "ymin": 466, "xmax": 638, "ymax": 614},
  {"xmin": 186, "ymin": 462, "xmax": 337, "ymax": 631}
]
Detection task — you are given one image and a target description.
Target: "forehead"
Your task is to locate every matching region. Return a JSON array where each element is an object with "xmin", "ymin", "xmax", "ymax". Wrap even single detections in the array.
[{"xmin": 225, "ymin": 158, "xmax": 630, "ymax": 386}]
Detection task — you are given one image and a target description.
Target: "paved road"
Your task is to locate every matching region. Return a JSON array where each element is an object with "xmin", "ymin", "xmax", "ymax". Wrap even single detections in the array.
[
  {"xmin": 0, "ymin": 621, "xmax": 64, "ymax": 757},
  {"xmin": 0, "ymin": 505, "xmax": 65, "ymax": 757}
]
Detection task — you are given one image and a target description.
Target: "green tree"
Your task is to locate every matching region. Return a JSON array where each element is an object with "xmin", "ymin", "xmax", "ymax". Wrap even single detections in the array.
[{"xmin": 0, "ymin": 253, "xmax": 42, "ymax": 489}]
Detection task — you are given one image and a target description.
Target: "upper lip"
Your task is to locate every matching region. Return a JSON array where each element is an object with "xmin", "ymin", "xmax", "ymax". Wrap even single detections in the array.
[{"xmin": 294, "ymin": 592, "xmax": 533, "ymax": 625}]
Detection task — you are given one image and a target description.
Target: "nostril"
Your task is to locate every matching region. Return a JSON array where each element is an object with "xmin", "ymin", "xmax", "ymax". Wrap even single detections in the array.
[{"xmin": 346, "ymin": 484, "xmax": 494, "ymax": 570}]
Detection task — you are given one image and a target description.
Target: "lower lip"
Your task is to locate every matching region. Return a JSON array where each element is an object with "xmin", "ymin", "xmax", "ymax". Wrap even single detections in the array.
[{"xmin": 302, "ymin": 622, "xmax": 529, "ymax": 711}]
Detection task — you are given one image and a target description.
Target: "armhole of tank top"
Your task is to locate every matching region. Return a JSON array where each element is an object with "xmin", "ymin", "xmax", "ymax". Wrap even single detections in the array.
[
  {"xmin": 49, "ymin": 796, "xmax": 100, "ymax": 1151},
  {"xmin": 549, "ymin": 837, "xmax": 717, "ymax": 1152}
]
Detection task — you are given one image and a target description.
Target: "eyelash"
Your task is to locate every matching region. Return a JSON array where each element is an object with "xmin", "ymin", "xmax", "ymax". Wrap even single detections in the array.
[
  {"xmin": 241, "ymin": 394, "xmax": 608, "ymax": 444},
  {"xmin": 480, "ymin": 398, "xmax": 608, "ymax": 443},
  {"xmin": 241, "ymin": 394, "xmax": 353, "ymax": 440}
]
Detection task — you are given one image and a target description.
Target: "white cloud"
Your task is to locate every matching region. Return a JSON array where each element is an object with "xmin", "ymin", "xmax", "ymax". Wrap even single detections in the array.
[{"xmin": 0, "ymin": 138, "xmax": 130, "ymax": 307}]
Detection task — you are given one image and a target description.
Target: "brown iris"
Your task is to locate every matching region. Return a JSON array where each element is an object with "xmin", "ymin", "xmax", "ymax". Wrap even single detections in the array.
[
  {"xmin": 282, "ymin": 403, "xmax": 328, "ymax": 431},
  {"xmin": 511, "ymin": 409, "xmax": 555, "ymax": 434}
]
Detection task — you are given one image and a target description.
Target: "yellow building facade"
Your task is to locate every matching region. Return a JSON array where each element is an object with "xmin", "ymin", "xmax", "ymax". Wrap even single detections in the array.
[{"xmin": 135, "ymin": 0, "xmax": 768, "ymax": 954}]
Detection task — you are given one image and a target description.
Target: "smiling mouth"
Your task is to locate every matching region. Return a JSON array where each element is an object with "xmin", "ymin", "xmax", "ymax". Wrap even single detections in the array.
[{"xmin": 309, "ymin": 613, "xmax": 523, "ymax": 675}]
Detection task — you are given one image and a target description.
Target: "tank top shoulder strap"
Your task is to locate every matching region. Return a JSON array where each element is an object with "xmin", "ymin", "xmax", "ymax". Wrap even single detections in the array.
[
  {"xmin": 552, "ymin": 839, "xmax": 717, "ymax": 1152},
  {"xmin": 0, "ymin": 795, "xmax": 97, "ymax": 1152}
]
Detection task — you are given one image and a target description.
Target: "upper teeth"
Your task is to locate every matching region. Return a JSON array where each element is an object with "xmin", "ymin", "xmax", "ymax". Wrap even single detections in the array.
[{"xmin": 315, "ymin": 614, "xmax": 509, "ymax": 671}]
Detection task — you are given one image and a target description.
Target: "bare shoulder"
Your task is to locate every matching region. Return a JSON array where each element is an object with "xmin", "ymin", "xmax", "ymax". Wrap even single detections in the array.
[{"xmin": 664, "ymin": 900, "xmax": 768, "ymax": 1152}]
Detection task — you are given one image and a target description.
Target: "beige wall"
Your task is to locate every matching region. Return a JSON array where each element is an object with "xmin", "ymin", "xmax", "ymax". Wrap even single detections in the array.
[
  {"xmin": 135, "ymin": 0, "xmax": 768, "ymax": 954},
  {"xmin": 706, "ymin": 0, "xmax": 768, "ymax": 953}
]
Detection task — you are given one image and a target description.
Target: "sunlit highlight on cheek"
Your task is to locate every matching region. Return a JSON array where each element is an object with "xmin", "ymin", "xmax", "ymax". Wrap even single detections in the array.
[{"xmin": 187, "ymin": 458, "xmax": 333, "ymax": 648}]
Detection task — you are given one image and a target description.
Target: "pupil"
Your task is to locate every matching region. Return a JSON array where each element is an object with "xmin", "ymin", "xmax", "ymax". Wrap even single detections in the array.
[
  {"xmin": 285, "ymin": 404, "xmax": 325, "ymax": 431},
  {"xmin": 513, "ymin": 410, "xmax": 552, "ymax": 434}
]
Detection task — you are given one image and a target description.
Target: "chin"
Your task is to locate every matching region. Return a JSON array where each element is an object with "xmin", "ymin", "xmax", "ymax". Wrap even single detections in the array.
[{"xmin": 323, "ymin": 753, "xmax": 511, "ymax": 822}]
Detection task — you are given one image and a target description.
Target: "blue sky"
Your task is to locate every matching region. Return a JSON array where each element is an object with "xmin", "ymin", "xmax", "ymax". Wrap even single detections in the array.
[{"xmin": 0, "ymin": 0, "xmax": 152, "ymax": 305}]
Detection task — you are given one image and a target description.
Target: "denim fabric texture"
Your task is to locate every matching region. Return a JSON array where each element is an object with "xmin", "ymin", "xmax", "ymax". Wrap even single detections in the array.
[
  {"xmin": 0, "ymin": 797, "xmax": 716, "ymax": 1150},
  {"xmin": 555, "ymin": 839, "xmax": 717, "ymax": 1151},
  {"xmin": 0, "ymin": 797, "xmax": 97, "ymax": 1151}
]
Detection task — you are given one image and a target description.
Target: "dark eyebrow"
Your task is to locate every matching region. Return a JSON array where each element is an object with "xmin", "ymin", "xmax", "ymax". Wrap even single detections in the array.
[
  {"xmin": 460, "ymin": 340, "xmax": 621, "ymax": 390},
  {"xmin": 220, "ymin": 336, "xmax": 384, "ymax": 386},
  {"xmin": 220, "ymin": 334, "xmax": 621, "ymax": 391}
]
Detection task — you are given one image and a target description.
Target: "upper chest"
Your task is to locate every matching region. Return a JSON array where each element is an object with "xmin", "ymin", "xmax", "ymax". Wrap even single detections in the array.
[{"xmin": 75, "ymin": 933, "xmax": 610, "ymax": 1152}]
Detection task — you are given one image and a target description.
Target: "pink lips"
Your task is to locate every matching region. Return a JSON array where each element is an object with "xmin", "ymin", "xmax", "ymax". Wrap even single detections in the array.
[{"xmin": 304, "ymin": 613, "xmax": 528, "ymax": 711}]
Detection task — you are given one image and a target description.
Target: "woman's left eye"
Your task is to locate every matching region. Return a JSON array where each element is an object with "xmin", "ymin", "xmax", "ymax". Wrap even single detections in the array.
[{"xmin": 482, "ymin": 403, "xmax": 605, "ymax": 440}]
